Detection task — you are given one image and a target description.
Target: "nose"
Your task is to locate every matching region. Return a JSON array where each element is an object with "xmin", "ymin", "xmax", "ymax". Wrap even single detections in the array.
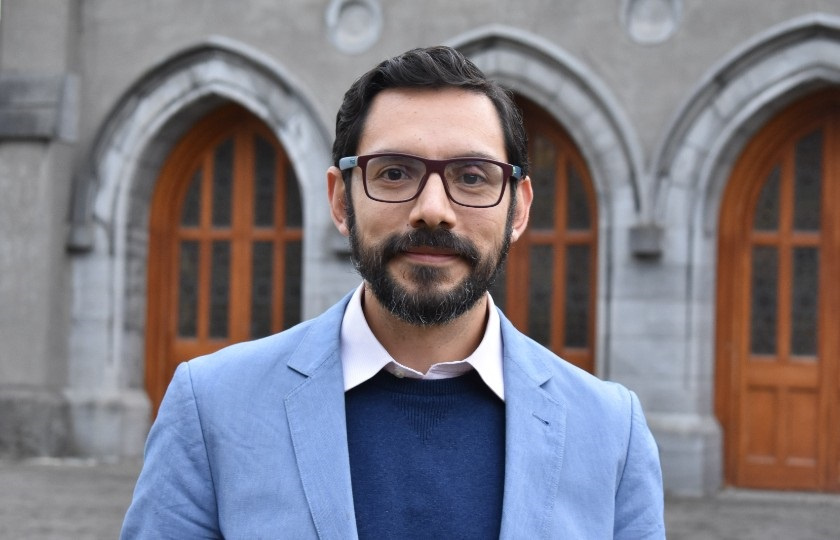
[{"xmin": 408, "ymin": 173, "xmax": 457, "ymax": 230}]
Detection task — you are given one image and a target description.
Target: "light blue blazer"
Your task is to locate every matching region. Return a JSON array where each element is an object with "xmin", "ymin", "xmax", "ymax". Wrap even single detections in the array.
[{"xmin": 122, "ymin": 293, "xmax": 665, "ymax": 539}]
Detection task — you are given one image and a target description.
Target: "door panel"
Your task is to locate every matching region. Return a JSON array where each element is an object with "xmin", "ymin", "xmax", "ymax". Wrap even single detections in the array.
[
  {"xmin": 146, "ymin": 104, "xmax": 303, "ymax": 415},
  {"xmin": 492, "ymin": 98, "xmax": 597, "ymax": 373},
  {"xmin": 717, "ymin": 90, "xmax": 840, "ymax": 492}
]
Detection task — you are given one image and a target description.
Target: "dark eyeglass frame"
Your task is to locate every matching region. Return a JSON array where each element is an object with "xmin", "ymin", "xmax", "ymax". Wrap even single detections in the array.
[{"xmin": 338, "ymin": 153, "xmax": 523, "ymax": 208}]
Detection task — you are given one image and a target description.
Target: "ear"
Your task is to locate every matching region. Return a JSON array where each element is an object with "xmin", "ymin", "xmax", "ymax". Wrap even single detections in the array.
[
  {"xmin": 327, "ymin": 166, "xmax": 350, "ymax": 237},
  {"xmin": 509, "ymin": 176, "xmax": 533, "ymax": 243}
]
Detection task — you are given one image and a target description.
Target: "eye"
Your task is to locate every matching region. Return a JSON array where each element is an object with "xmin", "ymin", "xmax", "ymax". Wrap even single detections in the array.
[
  {"xmin": 460, "ymin": 172, "xmax": 487, "ymax": 186},
  {"xmin": 381, "ymin": 167, "xmax": 409, "ymax": 181},
  {"xmin": 367, "ymin": 156, "xmax": 423, "ymax": 184},
  {"xmin": 450, "ymin": 162, "xmax": 492, "ymax": 187}
]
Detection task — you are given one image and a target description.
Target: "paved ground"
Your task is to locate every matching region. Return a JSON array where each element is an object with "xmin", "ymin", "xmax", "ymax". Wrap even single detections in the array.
[
  {"xmin": 0, "ymin": 458, "xmax": 139, "ymax": 539},
  {"xmin": 1, "ymin": 458, "xmax": 839, "ymax": 539}
]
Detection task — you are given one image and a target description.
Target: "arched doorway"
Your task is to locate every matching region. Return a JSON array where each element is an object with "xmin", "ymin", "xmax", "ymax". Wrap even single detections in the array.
[
  {"xmin": 717, "ymin": 89, "xmax": 840, "ymax": 492},
  {"xmin": 492, "ymin": 98, "xmax": 598, "ymax": 373},
  {"xmin": 146, "ymin": 104, "xmax": 303, "ymax": 414}
]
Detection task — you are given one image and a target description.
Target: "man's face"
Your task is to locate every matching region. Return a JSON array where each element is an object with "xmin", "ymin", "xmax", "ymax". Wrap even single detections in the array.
[{"xmin": 330, "ymin": 87, "xmax": 531, "ymax": 326}]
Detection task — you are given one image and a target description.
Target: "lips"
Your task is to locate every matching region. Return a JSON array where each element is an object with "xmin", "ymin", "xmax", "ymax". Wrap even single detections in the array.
[
  {"xmin": 402, "ymin": 248, "xmax": 459, "ymax": 265},
  {"xmin": 404, "ymin": 245, "xmax": 458, "ymax": 256}
]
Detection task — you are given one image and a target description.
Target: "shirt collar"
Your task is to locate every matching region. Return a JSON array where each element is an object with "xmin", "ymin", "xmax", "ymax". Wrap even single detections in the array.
[{"xmin": 340, "ymin": 284, "xmax": 505, "ymax": 401}]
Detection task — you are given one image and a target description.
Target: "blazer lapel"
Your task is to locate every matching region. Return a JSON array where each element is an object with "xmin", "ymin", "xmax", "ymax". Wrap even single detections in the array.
[
  {"xmin": 284, "ymin": 298, "xmax": 358, "ymax": 540},
  {"xmin": 498, "ymin": 318, "xmax": 567, "ymax": 539}
]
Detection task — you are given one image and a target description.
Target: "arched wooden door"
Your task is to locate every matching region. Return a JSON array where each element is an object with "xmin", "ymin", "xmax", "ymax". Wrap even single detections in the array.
[
  {"xmin": 146, "ymin": 104, "xmax": 303, "ymax": 415},
  {"xmin": 491, "ymin": 98, "xmax": 598, "ymax": 373},
  {"xmin": 717, "ymin": 89, "xmax": 840, "ymax": 492}
]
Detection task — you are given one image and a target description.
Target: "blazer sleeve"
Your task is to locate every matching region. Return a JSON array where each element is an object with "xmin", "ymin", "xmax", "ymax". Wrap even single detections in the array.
[
  {"xmin": 120, "ymin": 362, "xmax": 221, "ymax": 539},
  {"xmin": 613, "ymin": 390, "xmax": 666, "ymax": 540}
]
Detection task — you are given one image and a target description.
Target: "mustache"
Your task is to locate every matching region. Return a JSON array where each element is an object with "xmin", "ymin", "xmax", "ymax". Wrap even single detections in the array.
[{"xmin": 380, "ymin": 228, "xmax": 480, "ymax": 267}]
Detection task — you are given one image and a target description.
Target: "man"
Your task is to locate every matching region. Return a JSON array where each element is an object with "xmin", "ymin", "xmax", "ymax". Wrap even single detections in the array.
[{"xmin": 122, "ymin": 46, "xmax": 665, "ymax": 539}]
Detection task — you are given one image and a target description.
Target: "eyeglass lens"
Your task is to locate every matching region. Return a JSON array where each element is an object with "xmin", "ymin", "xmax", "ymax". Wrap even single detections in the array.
[{"xmin": 364, "ymin": 155, "xmax": 505, "ymax": 206}]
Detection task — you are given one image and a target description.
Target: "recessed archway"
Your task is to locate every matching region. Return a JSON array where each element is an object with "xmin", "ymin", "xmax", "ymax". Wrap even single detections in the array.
[
  {"xmin": 65, "ymin": 38, "xmax": 332, "ymax": 457},
  {"xmin": 649, "ymin": 13, "xmax": 840, "ymax": 493}
]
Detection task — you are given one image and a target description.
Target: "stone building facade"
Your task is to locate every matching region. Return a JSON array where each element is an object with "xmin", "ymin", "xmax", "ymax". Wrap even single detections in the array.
[{"xmin": 2, "ymin": 0, "xmax": 840, "ymax": 495}]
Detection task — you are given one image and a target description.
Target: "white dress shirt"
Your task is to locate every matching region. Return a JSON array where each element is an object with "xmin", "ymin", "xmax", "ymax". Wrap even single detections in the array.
[{"xmin": 340, "ymin": 284, "xmax": 505, "ymax": 401}]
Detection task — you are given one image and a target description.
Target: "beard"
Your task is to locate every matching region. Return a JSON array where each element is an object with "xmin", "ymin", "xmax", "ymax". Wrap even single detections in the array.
[{"xmin": 346, "ymin": 194, "xmax": 515, "ymax": 327}]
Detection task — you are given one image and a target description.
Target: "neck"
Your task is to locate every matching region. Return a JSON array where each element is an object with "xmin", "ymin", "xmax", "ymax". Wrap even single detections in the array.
[{"xmin": 361, "ymin": 284, "xmax": 488, "ymax": 373}]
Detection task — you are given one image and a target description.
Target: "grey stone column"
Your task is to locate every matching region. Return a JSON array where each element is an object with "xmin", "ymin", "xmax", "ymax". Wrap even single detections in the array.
[{"xmin": 0, "ymin": 0, "xmax": 80, "ymax": 456}]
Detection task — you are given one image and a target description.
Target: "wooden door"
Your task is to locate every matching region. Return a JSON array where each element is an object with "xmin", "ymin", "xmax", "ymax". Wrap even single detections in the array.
[
  {"xmin": 491, "ymin": 98, "xmax": 598, "ymax": 373},
  {"xmin": 717, "ymin": 90, "xmax": 840, "ymax": 492},
  {"xmin": 146, "ymin": 104, "xmax": 303, "ymax": 415}
]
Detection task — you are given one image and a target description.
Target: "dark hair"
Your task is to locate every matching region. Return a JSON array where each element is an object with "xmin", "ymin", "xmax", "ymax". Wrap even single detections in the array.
[{"xmin": 332, "ymin": 46, "xmax": 529, "ymax": 179}]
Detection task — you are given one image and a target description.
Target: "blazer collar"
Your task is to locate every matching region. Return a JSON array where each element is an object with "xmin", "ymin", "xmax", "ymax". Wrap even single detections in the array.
[
  {"xmin": 284, "ymin": 292, "xmax": 359, "ymax": 540},
  {"xmin": 286, "ymin": 292, "xmax": 352, "ymax": 377}
]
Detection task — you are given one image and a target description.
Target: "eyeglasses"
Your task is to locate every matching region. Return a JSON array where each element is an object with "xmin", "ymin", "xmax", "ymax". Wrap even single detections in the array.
[{"xmin": 338, "ymin": 153, "xmax": 523, "ymax": 208}]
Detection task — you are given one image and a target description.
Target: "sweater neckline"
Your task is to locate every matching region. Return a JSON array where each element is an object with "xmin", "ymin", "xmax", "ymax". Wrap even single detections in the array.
[{"xmin": 365, "ymin": 368, "xmax": 488, "ymax": 397}]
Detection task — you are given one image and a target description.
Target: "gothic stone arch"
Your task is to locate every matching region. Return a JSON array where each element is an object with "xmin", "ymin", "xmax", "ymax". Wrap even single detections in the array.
[
  {"xmin": 449, "ymin": 26, "xmax": 646, "ymax": 380},
  {"xmin": 65, "ymin": 37, "xmax": 333, "ymax": 457},
  {"xmin": 649, "ymin": 13, "xmax": 840, "ymax": 493}
]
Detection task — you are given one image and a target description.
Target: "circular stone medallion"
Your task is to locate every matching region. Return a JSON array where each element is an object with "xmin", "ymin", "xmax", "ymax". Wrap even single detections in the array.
[{"xmin": 326, "ymin": 0, "xmax": 383, "ymax": 55}]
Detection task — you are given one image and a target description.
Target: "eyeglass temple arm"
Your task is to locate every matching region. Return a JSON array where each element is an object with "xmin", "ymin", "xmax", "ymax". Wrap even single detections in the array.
[{"xmin": 338, "ymin": 156, "xmax": 358, "ymax": 170}]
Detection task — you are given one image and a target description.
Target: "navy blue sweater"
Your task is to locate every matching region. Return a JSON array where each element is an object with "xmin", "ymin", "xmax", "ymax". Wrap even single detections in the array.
[{"xmin": 345, "ymin": 369, "xmax": 506, "ymax": 539}]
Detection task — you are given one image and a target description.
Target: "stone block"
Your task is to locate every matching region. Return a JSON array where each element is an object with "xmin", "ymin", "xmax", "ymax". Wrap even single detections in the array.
[
  {"xmin": 596, "ymin": 150, "xmax": 632, "ymax": 193},
  {"xmin": 136, "ymin": 68, "xmax": 196, "ymax": 124},
  {"xmin": 610, "ymin": 188, "xmax": 639, "ymax": 227},
  {"xmin": 659, "ymin": 182, "xmax": 690, "ymax": 226},
  {"xmin": 798, "ymin": 37, "xmax": 840, "ymax": 69},
  {"xmin": 611, "ymin": 298, "xmax": 686, "ymax": 338},
  {"xmin": 685, "ymin": 107, "xmax": 724, "ymax": 152},
  {"xmin": 523, "ymin": 59, "xmax": 565, "ymax": 98},
  {"xmin": 66, "ymin": 318, "xmax": 109, "ymax": 389},
  {"xmin": 612, "ymin": 259, "xmax": 687, "ymax": 301},
  {"xmin": 190, "ymin": 56, "xmax": 238, "ymax": 89},
  {"xmin": 647, "ymin": 412, "xmax": 723, "ymax": 496},
  {"xmin": 64, "ymin": 389, "xmax": 150, "ymax": 458},
  {"xmin": 607, "ymin": 335, "xmax": 686, "ymax": 383},
  {"xmin": 70, "ymin": 252, "xmax": 112, "ymax": 321},
  {"xmin": 0, "ymin": 73, "xmax": 77, "ymax": 141},
  {"xmin": 631, "ymin": 380, "xmax": 698, "ymax": 416},
  {"xmin": 629, "ymin": 222, "xmax": 664, "ymax": 258},
  {"xmin": 554, "ymin": 77, "xmax": 596, "ymax": 124},
  {"xmin": 492, "ymin": 48, "xmax": 528, "ymax": 82},
  {"xmin": 0, "ymin": 386, "xmax": 70, "ymax": 457},
  {"xmin": 669, "ymin": 145, "xmax": 703, "ymax": 188}
]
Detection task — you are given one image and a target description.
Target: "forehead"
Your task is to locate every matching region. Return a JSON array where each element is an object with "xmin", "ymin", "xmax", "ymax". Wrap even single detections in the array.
[{"xmin": 357, "ymin": 87, "xmax": 506, "ymax": 159}]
